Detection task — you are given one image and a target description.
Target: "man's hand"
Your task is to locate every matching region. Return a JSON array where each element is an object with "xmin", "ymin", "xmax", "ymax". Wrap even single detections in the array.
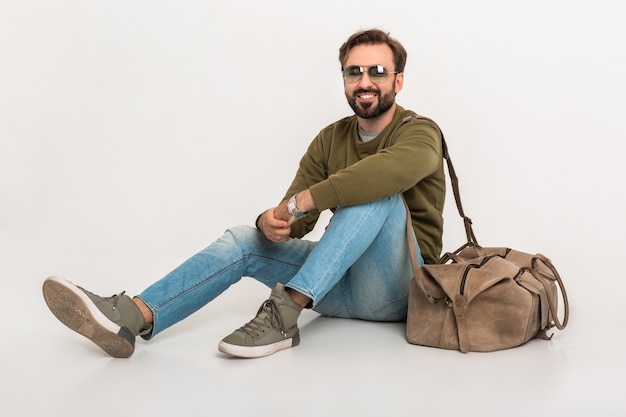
[
  {"xmin": 257, "ymin": 190, "xmax": 317, "ymax": 243},
  {"xmin": 257, "ymin": 208, "xmax": 293, "ymax": 242}
]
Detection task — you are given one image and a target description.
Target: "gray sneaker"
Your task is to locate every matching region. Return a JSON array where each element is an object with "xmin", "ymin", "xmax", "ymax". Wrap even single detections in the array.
[
  {"xmin": 218, "ymin": 283, "xmax": 303, "ymax": 358},
  {"xmin": 42, "ymin": 276, "xmax": 151, "ymax": 358}
]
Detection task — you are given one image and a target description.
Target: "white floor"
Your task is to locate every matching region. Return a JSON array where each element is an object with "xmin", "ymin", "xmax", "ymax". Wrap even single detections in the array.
[{"xmin": 3, "ymin": 252, "xmax": 624, "ymax": 417}]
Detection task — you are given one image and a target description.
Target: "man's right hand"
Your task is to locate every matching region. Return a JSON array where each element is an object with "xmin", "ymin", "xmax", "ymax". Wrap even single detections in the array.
[{"xmin": 256, "ymin": 208, "xmax": 292, "ymax": 243}]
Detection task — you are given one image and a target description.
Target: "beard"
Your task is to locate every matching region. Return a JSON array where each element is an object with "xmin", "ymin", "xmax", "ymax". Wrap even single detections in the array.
[{"xmin": 346, "ymin": 86, "xmax": 396, "ymax": 119}]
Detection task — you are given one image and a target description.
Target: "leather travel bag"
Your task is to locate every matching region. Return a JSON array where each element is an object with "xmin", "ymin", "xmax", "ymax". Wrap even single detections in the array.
[{"xmin": 395, "ymin": 115, "xmax": 570, "ymax": 352}]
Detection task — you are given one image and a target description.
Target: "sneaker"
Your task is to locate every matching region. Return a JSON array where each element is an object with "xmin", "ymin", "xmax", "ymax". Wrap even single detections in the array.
[
  {"xmin": 218, "ymin": 283, "xmax": 303, "ymax": 358},
  {"xmin": 42, "ymin": 276, "xmax": 151, "ymax": 358}
]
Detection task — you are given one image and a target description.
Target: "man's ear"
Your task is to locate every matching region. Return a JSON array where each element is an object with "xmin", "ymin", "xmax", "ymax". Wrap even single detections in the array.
[{"xmin": 395, "ymin": 72, "xmax": 404, "ymax": 93}]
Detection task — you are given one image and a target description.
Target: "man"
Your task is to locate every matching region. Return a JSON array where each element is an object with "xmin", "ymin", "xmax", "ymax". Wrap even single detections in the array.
[{"xmin": 42, "ymin": 28, "xmax": 445, "ymax": 359}]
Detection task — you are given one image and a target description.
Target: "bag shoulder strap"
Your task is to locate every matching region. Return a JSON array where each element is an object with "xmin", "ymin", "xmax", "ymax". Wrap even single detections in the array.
[{"xmin": 391, "ymin": 114, "xmax": 478, "ymax": 253}]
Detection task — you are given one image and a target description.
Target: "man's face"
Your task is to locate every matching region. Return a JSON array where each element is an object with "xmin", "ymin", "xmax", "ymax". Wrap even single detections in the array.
[{"xmin": 343, "ymin": 43, "xmax": 404, "ymax": 120}]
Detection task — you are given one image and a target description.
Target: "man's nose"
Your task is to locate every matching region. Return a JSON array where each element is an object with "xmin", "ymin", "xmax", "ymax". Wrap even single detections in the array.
[{"xmin": 357, "ymin": 72, "xmax": 375, "ymax": 88}]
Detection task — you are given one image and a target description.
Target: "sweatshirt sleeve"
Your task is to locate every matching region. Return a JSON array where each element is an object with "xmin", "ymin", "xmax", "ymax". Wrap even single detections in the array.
[{"xmin": 310, "ymin": 119, "xmax": 442, "ymax": 211}]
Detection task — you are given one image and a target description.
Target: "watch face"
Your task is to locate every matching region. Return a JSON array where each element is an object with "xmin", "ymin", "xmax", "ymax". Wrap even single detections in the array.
[
  {"xmin": 288, "ymin": 195, "xmax": 305, "ymax": 218},
  {"xmin": 288, "ymin": 197, "xmax": 297, "ymax": 216}
]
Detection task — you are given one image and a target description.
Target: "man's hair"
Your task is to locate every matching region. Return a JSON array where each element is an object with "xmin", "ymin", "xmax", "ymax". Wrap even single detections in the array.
[{"xmin": 338, "ymin": 29, "xmax": 407, "ymax": 73}]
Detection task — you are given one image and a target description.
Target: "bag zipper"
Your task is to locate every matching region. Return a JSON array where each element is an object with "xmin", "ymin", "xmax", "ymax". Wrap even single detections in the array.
[{"xmin": 459, "ymin": 253, "xmax": 507, "ymax": 295}]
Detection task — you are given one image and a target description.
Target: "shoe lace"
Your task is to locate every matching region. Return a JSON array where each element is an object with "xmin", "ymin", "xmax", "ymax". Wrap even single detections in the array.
[
  {"xmin": 238, "ymin": 299, "xmax": 287, "ymax": 338},
  {"xmin": 108, "ymin": 291, "xmax": 126, "ymax": 310},
  {"xmin": 108, "ymin": 291, "xmax": 153, "ymax": 336},
  {"xmin": 78, "ymin": 285, "xmax": 126, "ymax": 310}
]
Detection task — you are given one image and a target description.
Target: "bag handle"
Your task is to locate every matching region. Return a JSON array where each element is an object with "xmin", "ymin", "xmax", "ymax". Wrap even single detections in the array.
[{"xmin": 526, "ymin": 255, "xmax": 570, "ymax": 330}]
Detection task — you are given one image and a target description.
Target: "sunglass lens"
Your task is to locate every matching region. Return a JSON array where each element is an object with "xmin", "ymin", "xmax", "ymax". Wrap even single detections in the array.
[
  {"xmin": 344, "ymin": 66, "xmax": 363, "ymax": 82},
  {"xmin": 368, "ymin": 65, "xmax": 388, "ymax": 82}
]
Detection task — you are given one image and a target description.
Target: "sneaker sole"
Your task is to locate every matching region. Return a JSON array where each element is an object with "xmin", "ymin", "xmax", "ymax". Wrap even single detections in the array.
[
  {"xmin": 217, "ymin": 337, "xmax": 297, "ymax": 358},
  {"xmin": 42, "ymin": 276, "xmax": 135, "ymax": 358}
]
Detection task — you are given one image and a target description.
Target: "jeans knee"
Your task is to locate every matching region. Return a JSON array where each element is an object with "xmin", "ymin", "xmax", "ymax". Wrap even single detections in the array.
[
  {"xmin": 225, "ymin": 225, "xmax": 258, "ymax": 239},
  {"xmin": 222, "ymin": 225, "xmax": 262, "ymax": 253},
  {"xmin": 337, "ymin": 194, "xmax": 402, "ymax": 215}
]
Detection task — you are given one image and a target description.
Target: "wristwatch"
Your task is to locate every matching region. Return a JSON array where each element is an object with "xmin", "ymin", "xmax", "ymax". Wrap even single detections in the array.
[{"xmin": 287, "ymin": 194, "xmax": 308, "ymax": 218}]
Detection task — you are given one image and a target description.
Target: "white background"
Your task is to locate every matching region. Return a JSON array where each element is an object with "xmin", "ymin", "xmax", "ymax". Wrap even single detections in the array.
[{"xmin": 1, "ymin": 1, "xmax": 625, "ymax": 416}]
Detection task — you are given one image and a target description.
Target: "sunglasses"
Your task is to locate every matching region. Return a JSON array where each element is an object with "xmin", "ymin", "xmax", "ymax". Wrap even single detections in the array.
[{"xmin": 342, "ymin": 65, "xmax": 399, "ymax": 84}]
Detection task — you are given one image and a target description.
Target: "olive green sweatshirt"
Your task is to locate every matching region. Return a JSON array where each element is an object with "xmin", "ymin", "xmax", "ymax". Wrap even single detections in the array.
[{"xmin": 283, "ymin": 105, "xmax": 445, "ymax": 264}]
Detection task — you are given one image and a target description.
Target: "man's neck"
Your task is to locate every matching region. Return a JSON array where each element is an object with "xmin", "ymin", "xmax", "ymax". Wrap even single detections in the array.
[{"xmin": 356, "ymin": 103, "xmax": 397, "ymax": 133}]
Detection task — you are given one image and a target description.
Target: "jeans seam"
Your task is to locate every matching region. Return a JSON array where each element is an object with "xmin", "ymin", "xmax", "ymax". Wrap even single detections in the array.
[
  {"xmin": 299, "ymin": 202, "xmax": 375, "ymax": 303},
  {"xmin": 341, "ymin": 277, "xmax": 355, "ymax": 318},
  {"xmin": 152, "ymin": 254, "xmax": 303, "ymax": 311},
  {"xmin": 155, "ymin": 259, "xmax": 246, "ymax": 311},
  {"xmin": 372, "ymin": 293, "xmax": 408, "ymax": 316}
]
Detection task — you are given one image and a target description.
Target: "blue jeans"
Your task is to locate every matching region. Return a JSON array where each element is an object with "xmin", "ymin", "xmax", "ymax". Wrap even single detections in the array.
[{"xmin": 137, "ymin": 194, "xmax": 423, "ymax": 338}]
